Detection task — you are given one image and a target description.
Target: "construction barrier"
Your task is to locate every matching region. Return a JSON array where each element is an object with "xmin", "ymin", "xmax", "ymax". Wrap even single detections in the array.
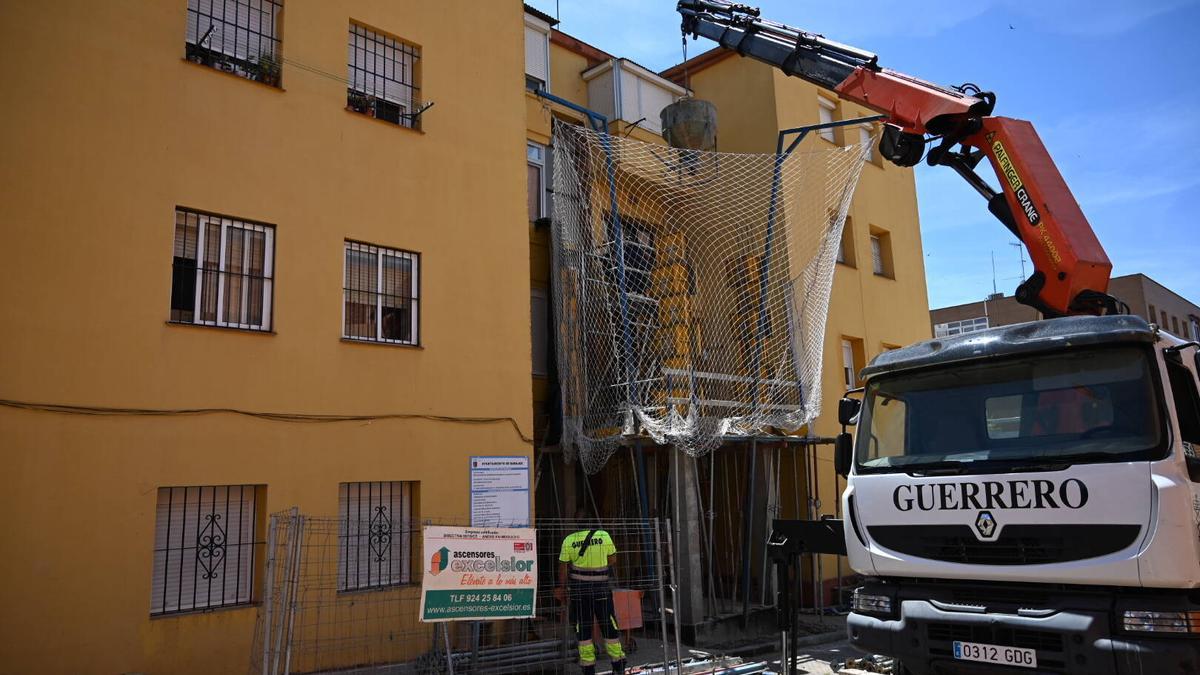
[{"xmin": 250, "ymin": 514, "xmax": 677, "ymax": 674}]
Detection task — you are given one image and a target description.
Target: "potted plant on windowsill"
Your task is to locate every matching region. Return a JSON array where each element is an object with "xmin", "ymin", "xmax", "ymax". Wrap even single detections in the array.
[
  {"xmin": 252, "ymin": 52, "xmax": 281, "ymax": 87},
  {"xmin": 347, "ymin": 91, "xmax": 375, "ymax": 116}
]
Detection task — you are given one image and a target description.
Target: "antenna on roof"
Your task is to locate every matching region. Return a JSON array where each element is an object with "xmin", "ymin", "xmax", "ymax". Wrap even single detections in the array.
[
  {"xmin": 991, "ymin": 250, "xmax": 998, "ymax": 296},
  {"xmin": 1009, "ymin": 241, "xmax": 1027, "ymax": 279}
]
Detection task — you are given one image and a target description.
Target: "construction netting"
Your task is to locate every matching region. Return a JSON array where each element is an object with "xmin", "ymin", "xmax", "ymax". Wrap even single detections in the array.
[{"xmin": 552, "ymin": 121, "xmax": 873, "ymax": 474}]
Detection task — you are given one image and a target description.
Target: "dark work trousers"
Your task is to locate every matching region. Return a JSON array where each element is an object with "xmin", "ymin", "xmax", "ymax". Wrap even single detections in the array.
[{"xmin": 568, "ymin": 578, "xmax": 624, "ymax": 668}]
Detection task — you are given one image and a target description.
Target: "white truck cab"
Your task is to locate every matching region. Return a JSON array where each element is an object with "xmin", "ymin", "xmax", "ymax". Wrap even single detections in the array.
[{"xmin": 838, "ymin": 315, "xmax": 1200, "ymax": 674}]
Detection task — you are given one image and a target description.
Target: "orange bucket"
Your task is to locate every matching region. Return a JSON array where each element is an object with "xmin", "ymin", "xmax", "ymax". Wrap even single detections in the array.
[{"xmin": 611, "ymin": 588, "xmax": 644, "ymax": 630}]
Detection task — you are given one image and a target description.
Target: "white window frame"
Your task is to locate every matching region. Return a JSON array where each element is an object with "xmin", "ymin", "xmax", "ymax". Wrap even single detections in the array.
[
  {"xmin": 174, "ymin": 210, "xmax": 274, "ymax": 331},
  {"xmin": 341, "ymin": 241, "xmax": 420, "ymax": 345},
  {"xmin": 841, "ymin": 339, "xmax": 857, "ymax": 388},
  {"xmin": 527, "ymin": 141, "xmax": 546, "ymax": 220},
  {"xmin": 934, "ymin": 316, "xmax": 990, "ymax": 338},
  {"xmin": 859, "ymin": 124, "xmax": 874, "ymax": 161},
  {"xmin": 524, "ymin": 14, "xmax": 551, "ymax": 92},
  {"xmin": 337, "ymin": 481, "xmax": 415, "ymax": 591},
  {"xmin": 870, "ymin": 234, "xmax": 884, "ymax": 275},
  {"xmin": 818, "ymin": 97, "xmax": 837, "ymax": 143}
]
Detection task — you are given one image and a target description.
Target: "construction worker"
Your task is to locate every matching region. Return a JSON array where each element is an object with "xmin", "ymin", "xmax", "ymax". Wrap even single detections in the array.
[{"xmin": 558, "ymin": 512, "xmax": 626, "ymax": 675}]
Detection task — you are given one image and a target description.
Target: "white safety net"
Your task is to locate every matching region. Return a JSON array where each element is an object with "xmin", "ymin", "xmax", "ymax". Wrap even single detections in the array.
[{"xmin": 552, "ymin": 121, "xmax": 873, "ymax": 474}]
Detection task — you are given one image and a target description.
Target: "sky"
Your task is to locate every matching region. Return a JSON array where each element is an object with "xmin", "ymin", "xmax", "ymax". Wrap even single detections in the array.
[{"xmin": 527, "ymin": 0, "xmax": 1200, "ymax": 310}]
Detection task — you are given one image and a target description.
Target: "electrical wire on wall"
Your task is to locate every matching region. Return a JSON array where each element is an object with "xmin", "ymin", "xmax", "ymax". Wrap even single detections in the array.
[{"xmin": 0, "ymin": 398, "xmax": 534, "ymax": 444}]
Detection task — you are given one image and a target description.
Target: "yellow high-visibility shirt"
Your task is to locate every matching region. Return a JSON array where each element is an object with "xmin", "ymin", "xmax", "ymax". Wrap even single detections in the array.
[{"xmin": 558, "ymin": 529, "xmax": 616, "ymax": 569}]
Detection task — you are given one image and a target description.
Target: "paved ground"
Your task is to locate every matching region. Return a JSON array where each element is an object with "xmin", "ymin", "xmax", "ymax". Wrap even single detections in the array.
[
  {"xmin": 616, "ymin": 634, "xmax": 871, "ymax": 674},
  {"xmin": 777, "ymin": 638, "xmax": 859, "ymax": 674}
]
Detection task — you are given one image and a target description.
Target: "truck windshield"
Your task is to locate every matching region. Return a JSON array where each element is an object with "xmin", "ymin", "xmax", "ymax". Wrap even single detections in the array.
[{"xmin": 856, "ymin": 345, "xmax": 1165, "ymax": 473}]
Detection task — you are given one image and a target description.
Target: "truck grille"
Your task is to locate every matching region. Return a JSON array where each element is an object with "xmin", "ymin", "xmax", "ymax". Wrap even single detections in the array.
[
  {"xmin": 867, "ymin": 524, "xmax": 1140, "ymax": 565},
  {"xmin": 950, "ymin": 586, "xmax": 1048, "ymax": 609}
]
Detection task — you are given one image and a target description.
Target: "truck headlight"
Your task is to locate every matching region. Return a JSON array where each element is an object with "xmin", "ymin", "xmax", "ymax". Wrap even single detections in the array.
[
  {"xmin": 851, "ymin": 587, "xmax": 893, "ymax": 617},
  {"xmin": 1122, "ymin": 610, "xmax": 1200, "ymax": 634}
]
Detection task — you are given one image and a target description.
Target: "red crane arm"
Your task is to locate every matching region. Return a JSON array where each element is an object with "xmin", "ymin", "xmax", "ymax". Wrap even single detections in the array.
[
  {"xmin": 678, "ymin": 1, "xmax": 1119, "ymax": 316},
  {"xmin": 834, "ymin": 70, "xmax": 1114, "ymax": 315}
]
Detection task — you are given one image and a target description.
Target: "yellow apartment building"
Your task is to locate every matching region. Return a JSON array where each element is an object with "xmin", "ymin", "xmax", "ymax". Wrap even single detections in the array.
[
  {"xmin": 0, "ymin": 0, "xmax": 933, "ymax": 668},
  {"xmin": 525, "ymin": 10, "xmax": 931, "ymax": 635},
  {"xmin": 0, "ymin": 1, "xmax": 533, "ymax": 673}
]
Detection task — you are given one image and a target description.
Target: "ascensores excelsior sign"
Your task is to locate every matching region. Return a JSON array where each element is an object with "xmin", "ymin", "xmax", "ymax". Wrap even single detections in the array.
[{"xmin": 420, "ymin": 525, "xmax": 537, "ymax": 622}]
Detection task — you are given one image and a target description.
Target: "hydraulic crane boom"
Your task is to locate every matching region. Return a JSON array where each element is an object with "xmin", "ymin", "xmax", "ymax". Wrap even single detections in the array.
[{"xmin": 678, "ymin": 0, "xmax": 1119, "ymax": 316}]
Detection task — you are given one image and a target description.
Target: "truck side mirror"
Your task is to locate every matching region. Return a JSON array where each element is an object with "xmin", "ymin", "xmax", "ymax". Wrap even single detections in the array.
[
  {"xmin": 835, "ymin": 432, "xmax": 853, "ymax": 477},
  {"xmin": 838, "ymin": 397, "xmax": 861, "ymax": 426}
]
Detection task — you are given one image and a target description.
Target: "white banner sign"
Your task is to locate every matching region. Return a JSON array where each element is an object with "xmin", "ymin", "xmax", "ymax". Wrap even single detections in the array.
[
  {"xmin": 420, "ymin": 525, "xmax": 537, "ymax": 622},
  {"xmin": 470, "ymin": 455, "xmax": 530, "ymax": 527}
]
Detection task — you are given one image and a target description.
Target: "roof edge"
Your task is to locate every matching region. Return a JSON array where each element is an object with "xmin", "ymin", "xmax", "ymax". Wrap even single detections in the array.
[
  {"xmin": 660, "ymin": 46, "xmax": 736, "ymax": 85},
  {"xmin": 522, "ymin": 3, "xmax": 558, "ymax": 27},
  {"xmin": 550, "ymin": 29, "xmax": 613, "ymax": 67}
]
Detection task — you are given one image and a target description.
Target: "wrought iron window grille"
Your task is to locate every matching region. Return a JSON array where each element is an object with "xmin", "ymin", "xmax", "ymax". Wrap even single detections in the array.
[
  {"xmin": 171, "ymin": 207, "xmax": 276, "ymax": 332},
  {"xmin": 151, "ymin": 484, "xmax": 264, "ymax": 616},
  {"xmin": 337, "ymin": 481, "xmax": 416, "ymax": 592},
  {"xmin": 347, "ymin": 23, "xmax": 422, "ymax": 129},
  {"xmin": 185, "ymin": 0, "xmax": 283, "ymax": 87},
  {"xmin": 342, "ymin": 241, "xmax": 420, "ymax": 345}
]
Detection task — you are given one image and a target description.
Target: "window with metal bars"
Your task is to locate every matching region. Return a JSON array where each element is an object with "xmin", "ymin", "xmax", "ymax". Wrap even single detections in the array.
[
  {"xmin": 150, "ymin": 485, "xmax": 263, "ymax": 615},
  {"xmin": 343, "ymin": 241, "xmax": 420, "ymax": 345},
  {"xmin": 869, "ymin": 227, "xmax": 894, "ymax": 278},
  {"xmin": 171, "ymin": 208, "xmax": 275, "ymax": 331},
  {"xmin": 338, "ymin": 482, "xmax": 415, "ymax": 591},
  {"xmin": 346, "ymin": 22, "xmax": 421, "ymax": 128},
  {"xmin": 185, "ymin": 0, "xmax": 283, "ymax": 87}
]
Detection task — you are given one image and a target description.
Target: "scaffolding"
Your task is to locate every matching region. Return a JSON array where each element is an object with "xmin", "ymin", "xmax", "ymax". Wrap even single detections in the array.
[{"xmin": 551, "ymin": 121, "xmax": 873, "ymax": 474}]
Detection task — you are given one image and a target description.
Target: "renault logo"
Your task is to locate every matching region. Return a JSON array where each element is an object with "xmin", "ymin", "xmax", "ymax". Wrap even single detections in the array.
[{"xmin": 974, "ymin": 510, "xmax": 997, "ymax": 539}]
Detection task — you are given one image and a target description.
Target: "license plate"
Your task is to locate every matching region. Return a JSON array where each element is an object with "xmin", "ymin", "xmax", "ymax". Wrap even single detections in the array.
[{"xmin": 953, "ymin": 641, "xmax": 1037, "ymax": 669}]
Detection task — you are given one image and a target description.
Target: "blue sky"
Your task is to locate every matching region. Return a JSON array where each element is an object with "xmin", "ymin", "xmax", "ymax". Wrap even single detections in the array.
[{"xmin": 527, "ymin": 0, "xmax": 1200, "ymax": 310}]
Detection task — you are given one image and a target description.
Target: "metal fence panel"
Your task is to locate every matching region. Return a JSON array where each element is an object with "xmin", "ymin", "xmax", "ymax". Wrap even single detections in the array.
[{"xmin": 251, "ymin": 515, "xmax": 674, "ymax": 675}]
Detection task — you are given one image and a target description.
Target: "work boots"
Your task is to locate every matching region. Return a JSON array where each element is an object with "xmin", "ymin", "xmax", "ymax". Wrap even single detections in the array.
[{"xmin": 580, "ymin": 659, "xmax": 624, "ymax": 674}]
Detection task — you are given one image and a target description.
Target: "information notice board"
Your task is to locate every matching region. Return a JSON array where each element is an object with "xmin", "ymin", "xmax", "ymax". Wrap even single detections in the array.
[
  {"xmin": 420, "ymin": 525, "xmax": 537, "ymax": 622},
  {"xmin": 469, "ymin": 455, "xmax": 530, "ymax": 527}
]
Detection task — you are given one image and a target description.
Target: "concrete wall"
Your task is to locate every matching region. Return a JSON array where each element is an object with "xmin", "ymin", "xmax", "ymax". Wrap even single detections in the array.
[
  {"xmin": 930, "ymin": 294, "xmax": 1041, "ymax": 332},
  {"xmin": 0, "ymin": 1, "xmax": 531, "ymax": 672},
  {"xmin": 1111, "ymin": 274, "xmax": 1200, "ymax": 339}
]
